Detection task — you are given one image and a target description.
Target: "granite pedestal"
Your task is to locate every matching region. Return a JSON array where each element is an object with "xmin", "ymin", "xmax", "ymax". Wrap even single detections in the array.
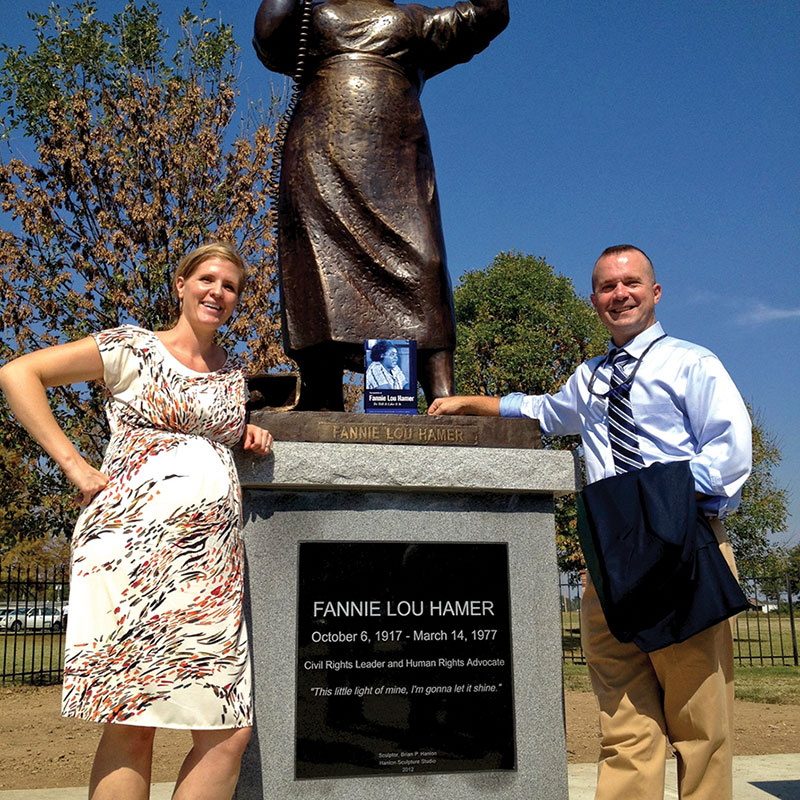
[{"xmin": 235, "ymin": 440, "xmax": 578, "ymax": 800}]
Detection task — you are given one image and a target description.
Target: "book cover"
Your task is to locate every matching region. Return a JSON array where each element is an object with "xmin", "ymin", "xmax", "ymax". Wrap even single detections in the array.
[{"xmin": 364, "ymin": 339, "xmax": 417, "ymax": 414}]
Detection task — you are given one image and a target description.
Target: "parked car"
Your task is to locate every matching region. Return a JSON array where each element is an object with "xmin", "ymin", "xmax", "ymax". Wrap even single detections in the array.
[
  {"xmin": 25, "ymin": 607, "xmax": 64, "ymax": 632},
  {"xmin": 0, "ymin": 608, "xmax": 28, "ymax": 633}
]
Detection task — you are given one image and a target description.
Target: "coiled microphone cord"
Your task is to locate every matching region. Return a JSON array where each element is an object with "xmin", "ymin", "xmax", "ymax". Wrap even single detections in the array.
[{"xmin": 268, "ymin": 0, "xmax": 313, "ymax": 208}]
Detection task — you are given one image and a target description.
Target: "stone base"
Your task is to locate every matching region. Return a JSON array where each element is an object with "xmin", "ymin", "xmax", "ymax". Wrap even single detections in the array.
[{"xmin": 235, "ymin": 442, "xmax": 577, "ymax": 800}]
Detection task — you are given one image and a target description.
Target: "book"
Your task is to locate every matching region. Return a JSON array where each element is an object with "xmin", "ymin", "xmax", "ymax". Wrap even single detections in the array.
[{"xmin": 364, "ymin": 339, "xmax": 417, "ymax": 415}]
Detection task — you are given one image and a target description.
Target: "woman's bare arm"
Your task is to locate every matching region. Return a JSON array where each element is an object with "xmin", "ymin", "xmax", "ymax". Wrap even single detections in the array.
[{"xmin": 0, "ymin": 337, "xmax": 108, "ymax": 506}]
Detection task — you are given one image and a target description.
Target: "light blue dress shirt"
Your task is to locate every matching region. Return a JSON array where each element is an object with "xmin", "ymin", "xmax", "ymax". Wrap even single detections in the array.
[{"xmin": 499, "ymin": 322, "xmax": 752, "ymax": 517}]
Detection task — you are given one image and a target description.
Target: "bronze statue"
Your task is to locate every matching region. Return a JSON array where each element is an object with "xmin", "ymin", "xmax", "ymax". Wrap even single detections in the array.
[{"xmin": 254, "ymin": 0, "xmax": 510, "ymax": 410}]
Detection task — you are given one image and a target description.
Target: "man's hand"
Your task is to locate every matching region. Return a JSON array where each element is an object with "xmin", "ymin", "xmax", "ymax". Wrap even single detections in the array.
[{"xmin": 427, "ymin": 395, "xmax": 501, "ymax": 416}]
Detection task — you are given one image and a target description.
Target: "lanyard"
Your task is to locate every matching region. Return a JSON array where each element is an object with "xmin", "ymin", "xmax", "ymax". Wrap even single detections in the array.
[{"xmin": 587, "ymin": 334, "xmax": 667, "ymax": 399}]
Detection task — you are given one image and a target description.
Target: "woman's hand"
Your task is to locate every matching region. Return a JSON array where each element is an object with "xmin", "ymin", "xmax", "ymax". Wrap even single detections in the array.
[
  {"xmin": 243, "ymin": 424, "xmax": 274, "ymax": 455},
  {"xmin": 64, "ymin": 459, "xmax": 110, "ymax": 507}
]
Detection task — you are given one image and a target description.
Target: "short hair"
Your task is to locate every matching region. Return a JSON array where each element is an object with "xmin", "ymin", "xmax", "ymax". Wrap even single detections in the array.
[
  {"xmin": 593, "ymin": 244, "xmax": 655, "ymax": 289},
  {"xmin": 173, "ymin": 242, "xmax": 247, "ymax": 297},
  {"xmin": 370, "ymin": 340, "xmax": 396, "ymax": 362}
]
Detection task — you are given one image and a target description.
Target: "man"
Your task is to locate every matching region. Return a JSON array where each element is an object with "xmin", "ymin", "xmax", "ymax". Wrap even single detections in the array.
[{"xmin": 429, "ymin": 244, "xmax": 752, "ymax": 800}]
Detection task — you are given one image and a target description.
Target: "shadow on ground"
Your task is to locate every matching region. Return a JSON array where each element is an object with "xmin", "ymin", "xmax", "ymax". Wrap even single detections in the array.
[{"xmin": 751, "ymin": 780, "xmax": 800, "ymax": 800}]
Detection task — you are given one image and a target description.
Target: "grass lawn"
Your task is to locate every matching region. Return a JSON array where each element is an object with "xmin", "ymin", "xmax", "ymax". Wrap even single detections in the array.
[
  {"xmin": 735, "ymin": 666, "xmax": 800, "ymax": 704},
  {"xmin": 733, "ymin": 612, "xmax": 800, "ymax": 667},
  {"xmin": 0, "ymin": 632, "xmax": 65, "ymax": 685},
  {"xmin": 563, "ymin": 662, "xmax": 593, "ymax": 693},
  {"xmin": 561, "ymin": 607, "xmax": 800, "ymax": 669},
  {"xmin": 563, "ymin": 662, "xmax": 800, "ymax": 705}
]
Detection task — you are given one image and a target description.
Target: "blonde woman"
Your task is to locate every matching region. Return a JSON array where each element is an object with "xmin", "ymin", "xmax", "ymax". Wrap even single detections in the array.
[{"xmin": 0, "ymin": 242, "xmax": 272, "ymax": 800}]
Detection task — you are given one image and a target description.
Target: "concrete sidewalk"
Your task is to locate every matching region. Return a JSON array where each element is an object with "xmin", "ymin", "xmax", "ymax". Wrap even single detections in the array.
[
  {"xmin": 1, "ymin": 754, "xmax": 798, "ymax": 799},
  {"xmin": 569, "ymin": 754, "xmax": 800, "ymax": 799}
]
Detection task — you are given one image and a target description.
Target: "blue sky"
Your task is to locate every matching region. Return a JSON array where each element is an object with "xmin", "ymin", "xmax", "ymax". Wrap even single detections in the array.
[{"xmin": 5, "ymin": 1, "xmax": 799, "ymax": 546}]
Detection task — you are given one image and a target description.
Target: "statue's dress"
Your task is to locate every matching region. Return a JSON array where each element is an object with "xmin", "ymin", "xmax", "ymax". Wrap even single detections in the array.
[
  {"xmin": 61, "ymin": 326, "xmax": 251, "ymax": 728},
  {"xmin": 254, "ymin": 0, "xmax": 508, "ymax": 360}
]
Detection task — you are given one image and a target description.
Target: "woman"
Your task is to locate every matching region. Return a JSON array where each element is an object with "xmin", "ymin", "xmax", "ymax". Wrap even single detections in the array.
[
  {"xmin": 365, "ymin": 340, "xmax": 407, "ymax": 390},
  {"xmin": 0, "ymin": 242, "xmax": 272, "ymax": 800},
  {"xmin": 253, "ymin": 0, "xmax": 509, "ymax": 409}
]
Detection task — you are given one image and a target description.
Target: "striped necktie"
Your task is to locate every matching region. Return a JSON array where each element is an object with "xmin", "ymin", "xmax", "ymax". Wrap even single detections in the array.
[{"xmin": 607, "ymin": 349, "xmax": 645, "ymax": 473}]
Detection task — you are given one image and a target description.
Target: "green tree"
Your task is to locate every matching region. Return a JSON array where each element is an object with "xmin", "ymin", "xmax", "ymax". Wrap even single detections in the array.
[
  {"xmin": 0, "ymin": 1, "xmax": 284, "ymax": 548},
  {"xmin": 452, "ymin": 251, "xmax": 608, "ymax": 570},
  {"xmin": 724, "ymin": 409, "xmax": 788, "ymax": 574},
  {"xmin": 788, "ymin": 545, "xmax": 800, "ymax": 596},
  {"xmin": 0, "ymin": 436, "xmax": 75, "ymax": 550},
  {"xmin": 755, "ymin": 549, "xmax": 789, "ymax": 604},
  {"xmin": 454, "ymin": 251, "xmax": 607, "ymax": 399},
  {"xmin": 0, "ymin": 533, "xmax": 71, "ymax": 573}
]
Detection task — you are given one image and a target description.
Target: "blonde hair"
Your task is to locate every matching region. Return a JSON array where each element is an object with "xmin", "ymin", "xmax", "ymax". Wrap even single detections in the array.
[{"xmin": 173, "ymin": 242, "xmax": 247, "ymax": 297}]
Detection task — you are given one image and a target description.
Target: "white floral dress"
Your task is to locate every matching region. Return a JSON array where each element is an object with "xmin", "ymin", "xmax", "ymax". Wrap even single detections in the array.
[{"xmin": 61, "ymin": 326, "xmax": 251, "ymax": 729}]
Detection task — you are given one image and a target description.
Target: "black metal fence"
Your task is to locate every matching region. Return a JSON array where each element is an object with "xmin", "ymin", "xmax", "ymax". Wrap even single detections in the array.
[
  {"xmin": 561, "ymin": 571, "xmax": 800, "ymax": 668},
  {"xmin": 2, "ymin": 565, "xmax": 798, "ymax": 686},
  {"xmin": 0, "ymin": 566, "xmax": 69, "ymax": 686}
]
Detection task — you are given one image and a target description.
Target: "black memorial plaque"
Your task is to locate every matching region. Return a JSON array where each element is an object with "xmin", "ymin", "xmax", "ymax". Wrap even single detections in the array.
[{"xmin": 295, "ymin": 542, "xmax": 516, "ymax": 779}]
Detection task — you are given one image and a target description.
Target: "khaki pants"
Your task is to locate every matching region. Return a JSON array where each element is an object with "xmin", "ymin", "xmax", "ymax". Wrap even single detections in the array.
[{"xmin": 581, "ymin": 519, "xmax": 737, "ymax": 800}]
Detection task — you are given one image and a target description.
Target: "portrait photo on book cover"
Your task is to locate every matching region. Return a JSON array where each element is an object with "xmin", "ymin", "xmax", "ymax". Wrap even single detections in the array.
[{"xmin": 364, "ymin": 339, "xmax": 417, "ymax": 414}]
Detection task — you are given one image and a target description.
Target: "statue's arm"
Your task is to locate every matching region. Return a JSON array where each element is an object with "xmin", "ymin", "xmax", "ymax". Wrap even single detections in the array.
[
  {"xmin": 253, "ymin": 0, "xmax": 303, "ymax": 75},
  {"xmin": 416, "ymin": 0, "xmax": 510, "ymax": 79}
]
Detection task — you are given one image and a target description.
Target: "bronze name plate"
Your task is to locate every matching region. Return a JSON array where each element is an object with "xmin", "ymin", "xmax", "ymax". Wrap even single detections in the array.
[{"xmin": 249, "ymin": 411, "xmax": 541, "ymax": 450}]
